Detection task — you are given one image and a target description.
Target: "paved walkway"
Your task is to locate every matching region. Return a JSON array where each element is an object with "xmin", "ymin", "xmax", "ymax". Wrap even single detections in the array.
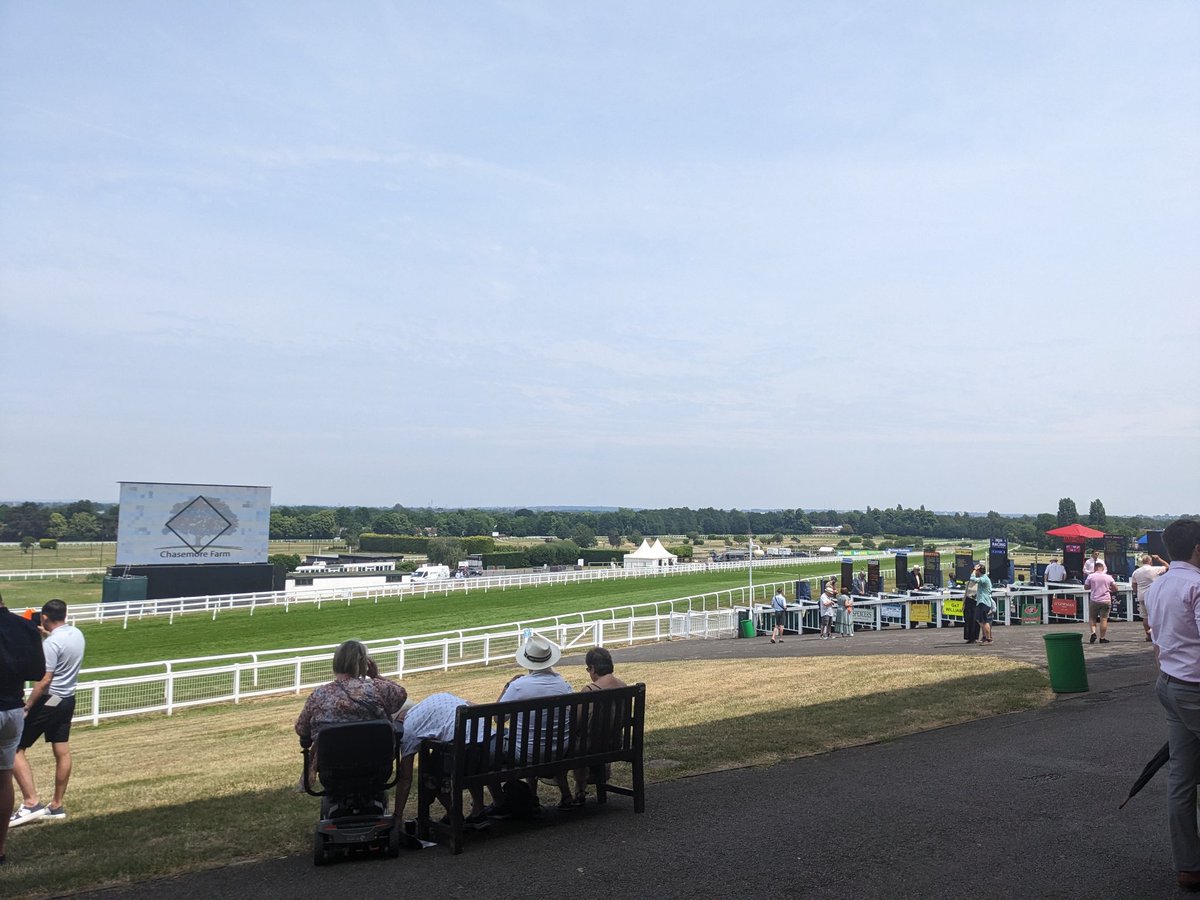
[{"xmin": 84, "ymin": 622, "xmax": 1178, "ymax": 899}]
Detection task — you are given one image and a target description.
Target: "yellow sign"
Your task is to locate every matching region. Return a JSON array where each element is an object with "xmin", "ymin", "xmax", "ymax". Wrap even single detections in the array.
[
  {"xmin": 943, "ymin": 599, "xmax": 964, "ymax": 617},
  {"xmin": 910, "ymin": 602, "xmax": 932, "ymax": 623}
]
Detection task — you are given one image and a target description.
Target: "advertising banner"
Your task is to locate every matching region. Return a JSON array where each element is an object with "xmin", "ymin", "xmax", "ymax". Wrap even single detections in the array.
[
  {"xmin": 1020, "ymin": 600, "xmax": 1042, "ymax": 625},
  {"xmin": 1051, "ymin": 597, "xmax": 1078, "ymax": 616},
  {"xmin": 943, "ymin": 599, "xmax": 964, "ymax": 618},
  {"xmin": 954, "ymin": 550, "xmax": 973, "ymax": 585},
  {"xmin": 910, "ymin": 602, "xmax": 932, "ymax": 623},
  {"xmin": 923, "ymin": 549, "xmax": 941, "ymax": 588},
  {"xmin": 116, "ymin": 482, "xmax": 271, "ymax": 566}
]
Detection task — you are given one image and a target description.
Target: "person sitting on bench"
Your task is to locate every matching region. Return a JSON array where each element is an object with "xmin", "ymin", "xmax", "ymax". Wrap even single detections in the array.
[
  {"xmin": 483, "ymin": 635, "xmax": 573, "ymax": 816},
  {"xmin": 395, "ymin": 693, "xmax": 488, "ymax": 826},
  {"xmin": 571, "ymin": 647, "xmax": 628, "ymax": 806}
]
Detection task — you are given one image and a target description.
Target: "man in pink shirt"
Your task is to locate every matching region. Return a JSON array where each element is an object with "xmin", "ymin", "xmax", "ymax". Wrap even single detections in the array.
[
  {"xmin": 1145, "ymin": 519, "xmax": 1200, "ymax": 891},
  {"xmin": 1084, "ymin": 561, "xmax": 1117, "ymax": 644}
]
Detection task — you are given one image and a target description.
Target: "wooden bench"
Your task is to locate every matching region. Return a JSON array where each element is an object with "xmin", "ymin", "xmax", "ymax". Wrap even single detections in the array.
[{"xmin": 416, "ymin": 683, "xmax": 646, "ymax": 853}]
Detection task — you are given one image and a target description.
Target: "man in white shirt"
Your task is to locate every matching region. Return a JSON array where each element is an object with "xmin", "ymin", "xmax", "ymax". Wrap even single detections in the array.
[
  {"xmin": 1044, "ymin": 558, "xmax": 1067, "ymax": 584},
  {"xmin": 1083, "ymin": 550, "xmax": 1101, "ymax": 576},
  {"xmin": 1132, "ymin": 553, "xmax": 1170, "ymax": 642},
  {"xmin": 484, "ymin": 635, "xmax": 573, "ymax": 815}
]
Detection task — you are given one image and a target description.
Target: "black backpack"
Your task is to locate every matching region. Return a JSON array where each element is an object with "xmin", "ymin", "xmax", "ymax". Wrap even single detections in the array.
[
  {"xmin": 502, "ymin": 780, "xmax": 539, "ymax": 818},
  {"xmin": 0, "ymin": 609, "xmax": 45, "ymax": 684}
]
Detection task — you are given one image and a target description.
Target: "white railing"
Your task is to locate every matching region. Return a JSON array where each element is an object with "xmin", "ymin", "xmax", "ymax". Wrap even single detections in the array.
[
  {"xmin": 0, "ymin": 567, "xmax": 105, "ymax": 581},
  {"xmin": 60, "ymin": 555, "xmax": 881, "ymax": 628},
  {"xmin": 74, "ymin": 608, "xmax": 738, "ymax": 725}
]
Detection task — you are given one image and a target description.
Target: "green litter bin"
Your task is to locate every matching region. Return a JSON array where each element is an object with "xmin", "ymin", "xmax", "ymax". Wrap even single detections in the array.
[
  {"xmin": 739, "ymin": 616, "xmax": 756, "ymax": 639},
  {"xmin": 1043, "ymin": 632, "xmax": 1088, "ymax": 693}
]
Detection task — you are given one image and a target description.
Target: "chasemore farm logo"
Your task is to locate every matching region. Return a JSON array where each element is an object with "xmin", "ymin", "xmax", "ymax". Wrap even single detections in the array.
[{"xmin": 159, "ymin": 495, "xmax": 240, "ymax": 558}]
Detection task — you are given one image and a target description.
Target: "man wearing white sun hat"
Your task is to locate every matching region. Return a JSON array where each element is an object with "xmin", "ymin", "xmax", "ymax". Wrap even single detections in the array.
[{"xmin": 483, "ymin": 633, "xmax": 574, "ymax": 816}]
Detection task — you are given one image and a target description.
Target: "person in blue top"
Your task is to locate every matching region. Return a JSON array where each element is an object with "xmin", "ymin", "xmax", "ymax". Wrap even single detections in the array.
[
  {"xmin": 770, "ymin": 589, "xmax": 787, "ymax": 643},
  {"xmin": 970, "ymin": 563, "xmax": 995, "ymax": 644}
]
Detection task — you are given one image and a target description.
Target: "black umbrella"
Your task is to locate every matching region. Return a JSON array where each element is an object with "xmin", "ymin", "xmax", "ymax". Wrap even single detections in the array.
[{"xmin": 1120, "ymin": 742, "xmax": 1170, "ymax": 809}]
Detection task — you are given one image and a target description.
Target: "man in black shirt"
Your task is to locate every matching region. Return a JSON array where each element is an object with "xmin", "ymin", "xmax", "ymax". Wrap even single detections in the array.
[{"xmin": 0, "ymin": 591, "xmax": 46, "ymax": 865}]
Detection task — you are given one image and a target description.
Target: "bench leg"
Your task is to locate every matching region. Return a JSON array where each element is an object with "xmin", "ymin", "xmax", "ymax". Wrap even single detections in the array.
[{"xmin": 632, "ymin": 754, "xmax": 645, "ymax": 813}]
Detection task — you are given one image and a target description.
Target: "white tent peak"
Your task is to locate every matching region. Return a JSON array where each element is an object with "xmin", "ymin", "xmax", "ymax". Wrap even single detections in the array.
[{"xmin": 623, "ymin": 537, "xmax": 678, "ymax": 568}]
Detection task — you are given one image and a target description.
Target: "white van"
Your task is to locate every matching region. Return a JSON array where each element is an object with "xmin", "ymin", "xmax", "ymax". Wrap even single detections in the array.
[{"xmin": 408, "ymin": 564, "xmax": 451, "ymax": 582}]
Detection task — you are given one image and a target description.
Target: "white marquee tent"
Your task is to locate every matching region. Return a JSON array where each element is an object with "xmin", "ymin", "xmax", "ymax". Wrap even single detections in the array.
[{"xmin": 623, "ymin": 538, "xmax": 679, "ymax": 570}]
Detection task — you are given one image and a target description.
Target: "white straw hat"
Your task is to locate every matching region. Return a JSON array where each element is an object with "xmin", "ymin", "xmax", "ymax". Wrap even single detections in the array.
[{"xmin": 515, "ymin": 634, "xmax": 561, "ymax": 671}]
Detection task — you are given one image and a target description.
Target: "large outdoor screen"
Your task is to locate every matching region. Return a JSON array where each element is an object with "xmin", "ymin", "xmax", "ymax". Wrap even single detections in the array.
[{"xmin": 116, "ymin": 482, "xmax": 271, "ymax": 566}]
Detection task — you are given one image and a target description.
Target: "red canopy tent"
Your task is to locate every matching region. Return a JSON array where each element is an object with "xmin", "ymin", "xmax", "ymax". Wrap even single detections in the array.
[{"xmin": 1044, "ymin": 523, "xmax": 1106, "ymax": 540}]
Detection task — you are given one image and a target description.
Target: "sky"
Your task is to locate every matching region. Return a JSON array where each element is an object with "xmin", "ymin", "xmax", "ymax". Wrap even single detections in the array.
[{"xmin": 1, "ymin": 1, "xmax": 1197, "ymax": 516}]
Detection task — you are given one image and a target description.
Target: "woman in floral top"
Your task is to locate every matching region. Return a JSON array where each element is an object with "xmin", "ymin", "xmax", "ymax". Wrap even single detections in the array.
[{"xmin": 295, "ymin": 640, "xmax": 408, "ymax": 750}]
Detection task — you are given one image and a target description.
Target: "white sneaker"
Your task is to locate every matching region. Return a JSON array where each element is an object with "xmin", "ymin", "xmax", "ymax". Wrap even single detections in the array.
[{"xmin": 9, "ymin": 803, "xmax": 48, "ymax": 826}]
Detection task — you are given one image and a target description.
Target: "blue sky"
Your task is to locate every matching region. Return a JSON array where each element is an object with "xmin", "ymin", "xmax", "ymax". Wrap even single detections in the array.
[{"xmin": 1, "ymin": 1, "xmax": 1197, "ymax": 515}]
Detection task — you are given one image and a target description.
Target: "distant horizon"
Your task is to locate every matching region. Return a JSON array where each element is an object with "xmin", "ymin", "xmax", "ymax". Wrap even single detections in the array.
[{"xmin": 1, "ymin": 497, "xmax": 1190, "ymax": 520}]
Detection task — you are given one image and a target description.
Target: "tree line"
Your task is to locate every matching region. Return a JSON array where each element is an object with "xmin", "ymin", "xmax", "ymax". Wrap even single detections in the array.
[{"xmin": 2, "ymin": 498, "xmax": 1186, "ymax": 550}]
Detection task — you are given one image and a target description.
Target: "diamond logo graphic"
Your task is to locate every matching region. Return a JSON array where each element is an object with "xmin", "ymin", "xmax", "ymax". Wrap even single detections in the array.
[{"xmin": 165, "ymin": 496, "xmax": 235, "ymax": 553}]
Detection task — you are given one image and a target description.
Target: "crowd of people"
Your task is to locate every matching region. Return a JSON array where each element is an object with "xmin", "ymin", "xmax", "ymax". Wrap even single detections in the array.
[{"xmin": 295, "ymin": 634, "xmax": 627, "ymax": 825}]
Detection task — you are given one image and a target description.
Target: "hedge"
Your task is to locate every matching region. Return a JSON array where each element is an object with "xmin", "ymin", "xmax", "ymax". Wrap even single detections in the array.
[
  {"xmin": 359, "ymin": 535, "xmax": 429, "ymax": 553},
  {"xmin": 358, "ymin": 534, "xmax": 497, "ymax": 555},
  {"xmin": 481, "ymin": 551, "xmax": 529, "ymax": 569},
  {"xmin": 580, "ymin": 548, "xmax": 626, "ymax": 565},
  {"xmin": 39, "ymin": 538, "xmax": 58, "ymax": 550},
  {"xmin": 666, "ymin": 545, "xmax": 694, "ymax": 560}
]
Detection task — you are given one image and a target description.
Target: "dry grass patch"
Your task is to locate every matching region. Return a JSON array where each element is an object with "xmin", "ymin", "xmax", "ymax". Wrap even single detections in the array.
[{"xmin": 2, "ymin": 655, "xmax": 1048, "ymax": 896}]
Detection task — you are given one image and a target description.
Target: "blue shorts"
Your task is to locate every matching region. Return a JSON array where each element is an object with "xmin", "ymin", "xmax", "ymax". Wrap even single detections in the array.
[{"xmin": 0, "ymin": 707, "xmax": 23, "ymax": 769}]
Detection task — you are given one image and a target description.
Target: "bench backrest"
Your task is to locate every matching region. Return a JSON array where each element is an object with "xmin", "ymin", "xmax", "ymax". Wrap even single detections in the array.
[{"xmin": 451, "ymin": 683, "xmax": 645, "ymax": 776}]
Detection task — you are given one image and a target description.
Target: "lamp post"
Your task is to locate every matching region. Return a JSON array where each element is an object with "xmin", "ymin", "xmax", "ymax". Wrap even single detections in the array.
[{"xmin": 748, "ymin": 529, "xmax": 754, "ymax": 606}]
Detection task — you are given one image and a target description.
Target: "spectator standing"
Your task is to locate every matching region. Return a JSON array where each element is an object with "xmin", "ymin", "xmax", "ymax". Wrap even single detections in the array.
[
  {"xmin": 770, "ymin": 588, "xmax": 787, "ymax": 644},
  {"xmin": 1084, "ymin": 562, "xmax": 1117, "ymax": 644},
  {"xmin": 819, "ymin": 585, "xmax": 837, "ymax": 640},
  {"xmin": 9, "ymin": 600, "xmax": 85, "ymax": 827},
  {"xmin": 969, "ymin": 563, "xmax": 994, "ymax": 644},
  {"xmin": 837, "ymin": 590, "xmax": 855, "ymax": 638},
  {"xmin": 907, "ymin": 566, "xmax": 924, "ymax": 592},
  {"xmin": 1084, "ymin": 550, "xmax": 1101, "ymax": 576},
  {"xmin": 1132, "ymin": 553, "xmax": 1170, "ymax": 642},
  {"xmin": 851, "ymin": 572, "xmax": 867, "ymax": 596},
  {"xmin": 0, "ymin": 593, "xmax": 46, "ymax": 863},
  {"xmin": 1144, "ymin": 519, "xmax": 1200, "ymax": 891},
  {"xmin": 1044, "ymin": 557, "xmax": 1067, "ymax": 584}
]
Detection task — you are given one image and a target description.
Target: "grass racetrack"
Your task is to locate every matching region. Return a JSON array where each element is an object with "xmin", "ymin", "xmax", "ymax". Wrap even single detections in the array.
[
  {"xmin": 71, "ymin": 565, "xmax": 837, "ymax": 669},
  {"xmin": 1, "ymin": 653, "xmax": 1051, "ymax": 897}
]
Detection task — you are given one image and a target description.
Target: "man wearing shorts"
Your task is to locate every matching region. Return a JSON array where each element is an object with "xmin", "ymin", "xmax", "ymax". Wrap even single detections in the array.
[
  {"xmin": 0, "ymin": 591, "xmax": 45, "ymax": 863},
  {"xmin": 970, "ymin": 563, "xmax": 995, "ymax": 644},
  {"xmin": 1084, "ymin": 562, "xmax": 1117, "ymax": 645},
  {"xmin": 9, "ymin": 599, "xmax": 85, "ymax": 827}
]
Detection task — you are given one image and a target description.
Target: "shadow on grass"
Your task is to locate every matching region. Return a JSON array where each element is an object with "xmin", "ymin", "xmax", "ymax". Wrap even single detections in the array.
[
  {"xmin": 6, "ymin": 666, "xmax": 1049, "ymax": 897},
  {"xmin": 3, "ymin": 788, "xmax": 314, "ymax": 898}
]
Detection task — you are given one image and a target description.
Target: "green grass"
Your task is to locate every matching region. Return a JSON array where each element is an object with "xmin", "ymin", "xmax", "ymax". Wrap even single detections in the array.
[
  {"xmin": 0, "ymin": 542, "xmax": 112, "ymax": 571},
  {"xmin": 0, "ymin": 577, "xmax": 104, "ymax": 609},
  {"xmin": 80, "ymin": 563, "xmax": 838, "ymax": 669},
  {"xmin": 0, "ymin": 654, "xmax": 1051, "ymax": 897}
]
